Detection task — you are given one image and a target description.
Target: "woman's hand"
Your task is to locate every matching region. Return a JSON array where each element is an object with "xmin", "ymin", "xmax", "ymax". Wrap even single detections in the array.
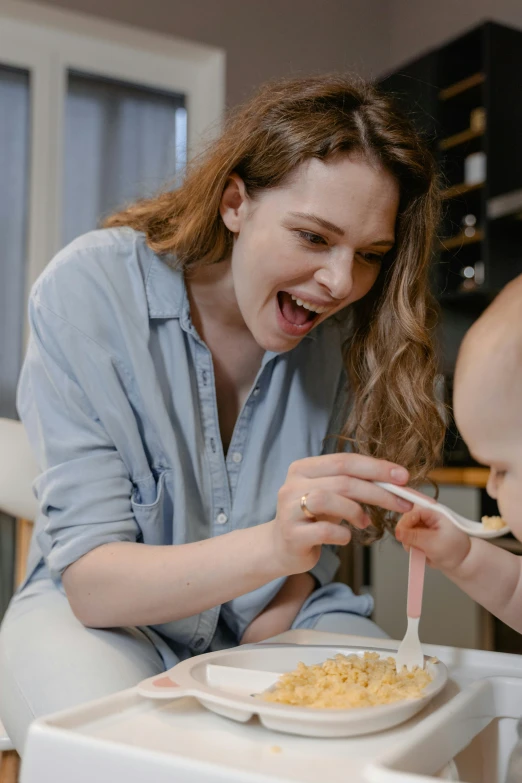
[
  {"xmin": 395, "ymin": 507, "xmax": 471, "ymax": 573},
  {"xmin": 268, "ymin": 453, "xmax": 413, "ymax": 575}
]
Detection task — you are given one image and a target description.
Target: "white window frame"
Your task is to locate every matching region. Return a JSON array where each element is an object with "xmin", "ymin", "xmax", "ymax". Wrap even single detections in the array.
[{"xmin": 0, "ymin": 0, "xmax": 225, "ymax": 311}]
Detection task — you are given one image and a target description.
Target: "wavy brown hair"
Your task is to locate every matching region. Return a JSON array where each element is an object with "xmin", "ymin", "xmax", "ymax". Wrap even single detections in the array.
[{"xmin": 105, "ymin": 73, "xmax": 445, "ymax": 539}]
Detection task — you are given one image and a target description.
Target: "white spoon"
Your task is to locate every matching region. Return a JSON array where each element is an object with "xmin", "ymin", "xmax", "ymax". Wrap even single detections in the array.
[{"xmin": 374, "ymin": 481, "xmax": 510, "ymax": 539}]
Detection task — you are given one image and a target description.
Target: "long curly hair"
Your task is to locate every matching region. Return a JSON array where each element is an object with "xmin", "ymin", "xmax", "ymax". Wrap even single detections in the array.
[{"xmin": 104, "ymin": 73, "xmax": 445, "ymax": 539}]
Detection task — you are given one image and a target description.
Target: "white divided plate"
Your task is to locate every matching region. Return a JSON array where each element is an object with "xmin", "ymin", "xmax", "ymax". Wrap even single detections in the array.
[{"xmin": 137, "ymin": 644, "xmax": 448, "ymax": 738}]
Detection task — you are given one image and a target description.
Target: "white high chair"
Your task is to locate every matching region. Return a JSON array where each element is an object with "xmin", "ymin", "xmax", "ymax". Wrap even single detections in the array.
[{"xmin": 0, "ymin": 417, "xmax": 39, "ymax": 781}]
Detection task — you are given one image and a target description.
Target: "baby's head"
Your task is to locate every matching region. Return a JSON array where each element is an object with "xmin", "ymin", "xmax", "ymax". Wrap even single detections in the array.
[{"xmin": 453, "ymin": 274, "xmax": 522, "ymax": 535}]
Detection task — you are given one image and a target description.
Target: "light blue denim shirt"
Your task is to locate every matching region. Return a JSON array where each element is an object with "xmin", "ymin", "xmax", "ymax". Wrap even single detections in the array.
[{"xmin": 17, "ymin": 227, "xmax": 373, "ymax": 653}]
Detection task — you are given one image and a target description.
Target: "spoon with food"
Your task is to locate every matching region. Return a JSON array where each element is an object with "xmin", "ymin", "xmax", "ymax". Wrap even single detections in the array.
[{"xmin": 375, "ymin": 482, "xmax": 510, "ymax": 539}]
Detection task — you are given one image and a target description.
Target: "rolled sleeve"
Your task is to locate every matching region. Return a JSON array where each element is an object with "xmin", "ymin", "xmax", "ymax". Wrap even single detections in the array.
[
  {"xmin": 309, "ymin": 545, "xmax": 340, "ymax": 587},
  {"xmin": 18, "ymin": 296, "xmax": 139, "ymax": 581}
]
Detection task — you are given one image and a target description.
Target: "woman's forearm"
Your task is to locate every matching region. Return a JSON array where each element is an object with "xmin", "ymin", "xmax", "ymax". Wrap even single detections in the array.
[
  {"xmin": 240, "ymin": 572, "xmax": 317, "ymax": 644},
  {"xmin": 62, "ymin": 522, "xmax": 282, "ymax": 628},
  {"xmin": 444, "ymin": 538, "xmax": 522, "ymax": 633}
]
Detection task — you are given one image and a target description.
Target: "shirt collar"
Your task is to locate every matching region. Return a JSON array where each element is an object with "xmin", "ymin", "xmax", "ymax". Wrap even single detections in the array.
[
  {"xmin": 145, "ymin": 253, "xmax": 318, "ymax": 342},
  {"xmin": 145, "ymin": 254, "xmax": 185, "ymax": 319}
]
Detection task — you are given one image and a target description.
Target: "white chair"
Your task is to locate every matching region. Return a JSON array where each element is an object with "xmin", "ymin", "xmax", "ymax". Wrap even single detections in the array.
[
  {"xmin": 0, "ymin": 417, "xmax": 39, "ymax": 780},
  {"xmin": 0, "ymin": 417, "xmax": 39, "ymax": 519}
]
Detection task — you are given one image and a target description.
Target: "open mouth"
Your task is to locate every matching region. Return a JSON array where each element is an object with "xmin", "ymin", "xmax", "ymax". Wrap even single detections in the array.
[{"xmin": 277, "ymin": 291, "xmax": 322, "ymax": 328}]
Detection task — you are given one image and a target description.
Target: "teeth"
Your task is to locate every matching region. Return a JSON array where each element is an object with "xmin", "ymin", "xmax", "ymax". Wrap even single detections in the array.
[{"xmin": 291, "ymin": 294, "xmax": 328, "ymax": 314}]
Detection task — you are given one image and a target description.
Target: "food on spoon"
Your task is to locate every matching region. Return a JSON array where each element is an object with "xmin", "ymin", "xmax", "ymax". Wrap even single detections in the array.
[
  {"xmin": 481, "ymin": 515, "xmax": 507, "ymax": 530},
  {"xmin": 261, "ymin": 652, "xmax": 432, "ymax": 709}
]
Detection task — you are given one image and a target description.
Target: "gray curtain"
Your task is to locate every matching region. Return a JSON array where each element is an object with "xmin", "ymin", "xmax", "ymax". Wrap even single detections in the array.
[
  {"xmin": 0, "ymin": 66, "xmax": 186, "ymax": 618},
  {"xmin": 63, "ymin": 71, "xmax": 186, "ymax": 245},
  {"xmin": 0, "ymin": 66, "xmax": 29, "ymax": 420},
  {"xmin": 0, "ymin": 65, "xmax": 30, "ymax": 616}
]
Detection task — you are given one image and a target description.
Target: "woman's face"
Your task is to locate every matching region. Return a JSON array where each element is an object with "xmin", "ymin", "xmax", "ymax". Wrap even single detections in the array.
[{"xmin": 220, "ymin": 155, "xmax": 399, "ymax": 353}]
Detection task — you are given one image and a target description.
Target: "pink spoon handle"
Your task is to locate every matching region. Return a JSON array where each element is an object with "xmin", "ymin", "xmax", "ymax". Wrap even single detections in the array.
[{"xmin": 407, "ymin": 547, "xmax": 426, "ymax": 619}]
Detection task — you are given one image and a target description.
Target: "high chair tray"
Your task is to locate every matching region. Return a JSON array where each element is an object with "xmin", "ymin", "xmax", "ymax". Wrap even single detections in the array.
[
  {"xmin": 21, "ymin": 630, "xmax": 522, "ymax": 783},
  {"xmin": 364, "ymin": 675, "xmax": 522, "ymax": 782}
]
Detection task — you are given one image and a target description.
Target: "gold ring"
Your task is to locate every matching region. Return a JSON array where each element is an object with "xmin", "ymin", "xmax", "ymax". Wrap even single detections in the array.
[{"xmin": 300, "ymin": 493, "xmax": 316, "ymax": 520}]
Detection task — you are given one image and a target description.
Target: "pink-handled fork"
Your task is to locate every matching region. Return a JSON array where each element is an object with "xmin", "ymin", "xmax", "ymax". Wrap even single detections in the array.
[{"xmin": 395, "ymin": 547, "xmax": 426, "ymax": 672}]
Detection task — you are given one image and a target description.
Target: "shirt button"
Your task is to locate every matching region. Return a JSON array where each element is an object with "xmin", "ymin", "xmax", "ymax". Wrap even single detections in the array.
[
  {"xmin": 193, "ymin": 637, "xmax": 205, "ymax": 649},
  {"xmin": 253, "ymin": 386, "xmax": 260, "ymax": 397},
  {"xmin": 232, "ymin": 452, "xmax": 242, "ymax": 464},
  {"xmin": 216, "ymin": 512, "xmax": 228, "ymax": 525}
]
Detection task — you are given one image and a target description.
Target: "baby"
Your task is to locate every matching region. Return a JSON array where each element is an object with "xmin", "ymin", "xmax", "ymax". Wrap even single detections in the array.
[{"xmin": 395, "ymin": 273, "xmax": 522, "ymax": 634}]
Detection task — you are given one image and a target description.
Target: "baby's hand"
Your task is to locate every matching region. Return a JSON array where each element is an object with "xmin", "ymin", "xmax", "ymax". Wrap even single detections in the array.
[{"xmin": 395, "ymin": 507, "xmax": 471, "ymax": 573}]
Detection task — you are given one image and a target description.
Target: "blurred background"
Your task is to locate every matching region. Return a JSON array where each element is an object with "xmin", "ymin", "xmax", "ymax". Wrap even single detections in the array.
[{"xmin": 2, "ymin": 0, "xmax": 522, "ymax": 652}]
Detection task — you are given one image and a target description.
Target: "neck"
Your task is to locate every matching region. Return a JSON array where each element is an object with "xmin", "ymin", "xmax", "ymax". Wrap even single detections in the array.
[{"xmin": 185, "ymin": 258, "xmax": 248, "ymax": 335}]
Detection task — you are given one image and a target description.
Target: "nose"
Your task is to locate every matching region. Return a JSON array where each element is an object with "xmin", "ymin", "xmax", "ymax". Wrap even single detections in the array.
[
  {"xmin": 486, "ymin": 469, "xmax": 498, "ymax": 500},
  {"xmin": 313, "ymin": 252, "xmax": 354, "ymax": 301}
]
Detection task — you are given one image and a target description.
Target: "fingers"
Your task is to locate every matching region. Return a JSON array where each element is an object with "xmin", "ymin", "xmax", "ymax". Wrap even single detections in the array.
[
  {"xmin": 275, "ymin": 454, "xmax": 412, "ymax": 571},
  {"xmin": 299, "ymin": 519, "xmax": 352, "ymax": 548},
  {"xmin": 395, "ymin": 507, "xmax": 443, "ymax": 538},
  {"xmin": 280, "ymin": 483, "xmax": 371, "ymax": 530},
  {"xmin": 395, "ymin": 509, "xmax": 437, "ymax": 553},
  {"xmin": 395, "ymin": 510, "xmax": 422, "ymax": 540},
  {"xmin": 288, "ymin": 453, "xmax": 409, "ymax": 484},
  {"xmin": 395, "ymin": 507, "xmax": 463, "ymax": 562},
  {"xmin": 395, "ymin": 523, "xmax": 434, "ymax": 552},
  {"xmin": 313, "ymin": 475, "xmax": 412, "ymax": 514},
  {"xmin": 300, "ymin": 488, "xmax": 371, "ymax": 529}
]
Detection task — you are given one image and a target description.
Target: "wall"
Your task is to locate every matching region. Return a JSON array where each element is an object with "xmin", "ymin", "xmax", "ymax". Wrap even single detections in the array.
[
  {"xmin": 384, "ymin": 0, "xmax": 522, "ymax": 73},
  {"xmin": 21, "ymin": 0, "xmax": 522, "ymax": 121},
  {"xmin": 26, "ymin": 0, "xmax": 390, "ymax": 107}
]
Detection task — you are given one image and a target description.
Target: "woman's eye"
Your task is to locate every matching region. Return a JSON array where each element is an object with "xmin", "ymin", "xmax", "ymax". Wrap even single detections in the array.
[
  {"xmin": 296, "ymin": 230, "xmax": 327, "ymax": 246},
  {"xmin": 358, "ymin": 251, "xmax": 384, "ymax": 265}
]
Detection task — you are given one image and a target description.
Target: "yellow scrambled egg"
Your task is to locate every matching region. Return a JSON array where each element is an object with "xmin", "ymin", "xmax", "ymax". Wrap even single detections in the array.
[{"xmin": 261, "ymin": 652, "xmax": 432, "ymax": 709}]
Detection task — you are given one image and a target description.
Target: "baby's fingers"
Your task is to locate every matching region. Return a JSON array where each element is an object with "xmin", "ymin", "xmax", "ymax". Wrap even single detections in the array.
[
  {"xmin": 396, "ymin": 506, "xmax": 442, "ymax": 537},
  {"xmin": 395, "ymin": 523, "xmax": 434, "ymax": 553},
  {"xmin": 395, "ymin": 510, "xmax": 426, "ymax": 543},
  {"xmin": 395, "ymin": 504, "xmax": 472, "ymax": 573}
]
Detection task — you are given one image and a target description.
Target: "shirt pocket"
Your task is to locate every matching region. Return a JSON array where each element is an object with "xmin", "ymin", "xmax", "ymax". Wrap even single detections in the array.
[{"xmin": 131, "ymin": 469, "xmax": 172, "ymax": 545}]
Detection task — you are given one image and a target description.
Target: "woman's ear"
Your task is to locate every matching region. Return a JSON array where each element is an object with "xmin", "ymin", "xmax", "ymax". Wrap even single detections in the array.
[{"xmin": 219, "ymin": 173, "xmax": 248, "ymax": 234}]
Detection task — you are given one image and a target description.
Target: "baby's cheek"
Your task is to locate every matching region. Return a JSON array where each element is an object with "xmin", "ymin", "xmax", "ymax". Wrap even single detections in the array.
[{"xmin": 497, "ymin": 483, "xmax": 522, "ymax": 539}]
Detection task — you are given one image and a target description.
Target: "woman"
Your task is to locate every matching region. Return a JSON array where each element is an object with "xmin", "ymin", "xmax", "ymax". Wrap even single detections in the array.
[{"xmin": 0, "ymin": 74, "xmax": 444, "ymax": 752}]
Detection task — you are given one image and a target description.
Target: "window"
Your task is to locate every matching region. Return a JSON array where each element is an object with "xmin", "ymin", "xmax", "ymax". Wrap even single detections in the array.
[
  {"xmin": 63, "ymin": 72, "xmax": 187, "ymax": 245},
  {"xmin": 0, "ymin": 1, "xmax": 225, "ymax": 416},
  {"xmin": 0, "ymin": 65, "xmax": 30, "ymax": 419},
  {"xmin": 0, "ymin": 2, "xmax": 224, "ymax": 612}
]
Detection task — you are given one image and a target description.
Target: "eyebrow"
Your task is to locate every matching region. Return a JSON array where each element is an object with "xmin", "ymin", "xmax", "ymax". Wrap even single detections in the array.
[{"xmin": 287, "ymin": 212, "xmax": 394, "ymax": 246}]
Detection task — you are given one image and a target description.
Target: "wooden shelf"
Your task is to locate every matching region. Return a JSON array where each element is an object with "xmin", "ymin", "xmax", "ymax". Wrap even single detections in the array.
[
  {"xmin": 439, "ymin": 72, "xmax": 485, "ymax": 100},
  {"xmin": 440, "ymin": 228, "xmax": 484, "ymax": 250},
  {"xmin": 441, "ymin": 181, "xmax": 484, "ymax": 199},
  {"xmin": 429, "ymin": 467, "xmax": 489, "ymax": 487},
  {"xmin": 439, "ymin": 127, "xmax": 484, "ymax": 150}
]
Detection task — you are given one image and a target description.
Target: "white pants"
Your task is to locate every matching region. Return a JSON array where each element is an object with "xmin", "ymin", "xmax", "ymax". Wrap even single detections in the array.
[{"xmin": 0, "ymin": 571, "xmax": 388, "ymax": 755}]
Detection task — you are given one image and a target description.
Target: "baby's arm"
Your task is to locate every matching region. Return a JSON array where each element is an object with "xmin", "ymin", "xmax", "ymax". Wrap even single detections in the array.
[{"xmin": 396, "ymin": 509, "xmax": 522, "ymax": 633}]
